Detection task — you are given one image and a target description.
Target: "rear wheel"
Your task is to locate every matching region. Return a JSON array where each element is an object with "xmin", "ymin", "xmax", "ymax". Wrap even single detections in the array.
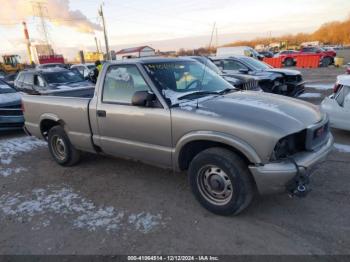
[
  {"xmin": 188, "ymin": 148, "xmax": 255, "ymax": 216},
  {"xmin": 284, "ymin": 58, "xmax": 294, "ymax": 67},
  {"xmin": 321, "ymin": 57, "xmax": 332, "ymax": 67},
  {"xmin": 48, "ymin": 126, "xmax": 81, "ymax": 166}
]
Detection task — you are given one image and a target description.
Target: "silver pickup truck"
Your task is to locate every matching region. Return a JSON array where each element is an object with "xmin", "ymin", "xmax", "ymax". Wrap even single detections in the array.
[{"xmin": 23, "ymin": 57, "xmax": 333, "ymax": 215}]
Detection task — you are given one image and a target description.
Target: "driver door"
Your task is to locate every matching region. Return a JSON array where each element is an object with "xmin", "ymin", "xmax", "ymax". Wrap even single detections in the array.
[{"xmin": 95, "ymin": 64, "xmax": 172, "ymax": 168}]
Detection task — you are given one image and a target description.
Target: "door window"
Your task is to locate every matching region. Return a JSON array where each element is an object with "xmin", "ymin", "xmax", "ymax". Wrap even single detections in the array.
[
  {"xmin": 102, "ymin": 65, "xmax": 149, "ymax": 104},
  {"xmin": 23, "ymin": 73, "xmax": 33, "ymax": 85},
  {"xmin": 335, "ymin": 86, "xmax": 350, "ymax": 107},
  {"xmin": 223, "ymin": 60, "xmax": 248, "ymax": 71},
  {"xmin": 34, "ymin": 75, "xmax": 46, "ymax": 88}
]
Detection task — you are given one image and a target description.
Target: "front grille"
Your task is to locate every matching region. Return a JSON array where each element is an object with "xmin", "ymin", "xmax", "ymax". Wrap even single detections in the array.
[
  {"xmin": 0, "ymin": 104, "xmax": 21, "ymax": 109},
  {"xmin": 0, "ymin": 109, "xmax": 23, "ymax": 116},
  {"xmin": 243, "ymin": 79, "xmax": 259, "ymax": 90},
  {"xmin": 305, "ymin": 119, "xmax": 330, "ymax": 151},
  {"xmin": 0, "ymin": 122, "xmax": 23, "ymax": 128}
]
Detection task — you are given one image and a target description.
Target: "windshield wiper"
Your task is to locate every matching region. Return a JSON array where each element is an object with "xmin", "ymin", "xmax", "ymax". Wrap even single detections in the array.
[
  {"xmin": 177, "ymin": 91, "xmax": 219, "ymax": 100},
  {"xmin": 218, "ymin": 88, "xmax": 236, "ymax": 95}
]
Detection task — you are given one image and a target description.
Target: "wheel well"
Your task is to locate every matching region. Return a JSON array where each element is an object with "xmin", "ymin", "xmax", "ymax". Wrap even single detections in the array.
[
  {"xmin": 178, "ymin": 140, "xmax": 251, "ymax": 171},
  {"xmin": 40, "ymin": 119, "xmax": 63, "ymax": 138}
]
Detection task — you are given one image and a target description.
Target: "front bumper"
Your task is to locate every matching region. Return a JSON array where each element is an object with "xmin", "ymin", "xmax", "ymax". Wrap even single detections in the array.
[
  {"xmin": 0, "ymin": 115, "xmax": 24, "ymax": 131},
  {"xmin": 249, "ymin": 134, "xmax": 334, "ymax": 195},
  {"xmin": 287, "ymin": 81, "xmax": 305, "ymax": 97}
]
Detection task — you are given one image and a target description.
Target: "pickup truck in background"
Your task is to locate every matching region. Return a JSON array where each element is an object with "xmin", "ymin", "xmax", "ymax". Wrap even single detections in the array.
[{"xmin": 23, "ymin": 57, "xmax": 333, "ymax": 215}]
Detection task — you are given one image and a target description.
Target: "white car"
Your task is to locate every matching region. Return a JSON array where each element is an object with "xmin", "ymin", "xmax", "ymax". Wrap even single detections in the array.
[
  {"xmin": 70, "ymin": 63, "xmax": 96, "ymax": 78},
  {"xmin": 321, "ymin": 75, "xmax": 350, "ymax": 131}
]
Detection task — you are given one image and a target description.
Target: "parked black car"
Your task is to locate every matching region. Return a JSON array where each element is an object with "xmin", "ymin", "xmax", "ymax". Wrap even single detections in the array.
[
  {"xmin": 189, "ymin": 56, "xmax": 261, "ymax": 91},
  {"xmin": 210, "ymin": 56, "xmax": 305, "ymax": 97},
  {"xmin": 258, "ymin": 51, "xmax": 274, "ymax": 58},
  {"xmin": 0, "ymin": 79, "xmax": 24, "ymax": 131},
  {"xmin": 14, "ymin": 68, "xmax": 95, "ymax": 97}
]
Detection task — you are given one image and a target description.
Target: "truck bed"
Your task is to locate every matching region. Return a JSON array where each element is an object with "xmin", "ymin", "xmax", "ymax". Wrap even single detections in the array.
[
  {"xmin": 23, "ymin": 95, "xmax": 95, "ymax": 152},
  {"xmin": 38, "ymin": 87, "xmax": 95, "ymax": 98}
]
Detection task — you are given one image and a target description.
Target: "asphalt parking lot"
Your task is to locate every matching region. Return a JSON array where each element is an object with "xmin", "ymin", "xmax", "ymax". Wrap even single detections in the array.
[{"xmin": 0, "ymin": 67, "xmax": 349, "ymax": 255}]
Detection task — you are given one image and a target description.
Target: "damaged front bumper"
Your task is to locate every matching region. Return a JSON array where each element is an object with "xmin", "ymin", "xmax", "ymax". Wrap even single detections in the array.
[
  {"xmin": 248, "ymin": 134, "xmax": 334, "ymax": 195},
  {"xmin": 287, "ymin": 81, "xmax": 305, "ymax": 97}
]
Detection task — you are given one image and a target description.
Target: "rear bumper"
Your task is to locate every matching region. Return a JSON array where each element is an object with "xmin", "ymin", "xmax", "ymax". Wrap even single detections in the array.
[
  {"xmin": 0, "ymin": 115, "xmax": 24, "ymax": 131},
  {"xmin": 249, "ymin": 134, "xmax": 334, "ymax": 195}
]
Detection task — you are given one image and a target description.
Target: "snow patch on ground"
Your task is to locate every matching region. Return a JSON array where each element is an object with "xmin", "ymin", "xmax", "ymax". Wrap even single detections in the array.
[
  {"xmin": 334, "ymin": 143, "xmax": 350, "ymax": 153},
  {"xmin": 0, "ymin": 186, "xmax": 164, "ymax": 233},
  {"xmin": 0, "ymin": 167, "xmax": 27, "ymax": 177},
  {"xmin": 0, "ymin": 136, "xmax": 47, "ymax": 165},
  {"xmin": 299, "ymin": 93, "xmax": 322, "ymax": 98},
  {"xmin": 0, "ymin": 136, "xmax": 46, "ymax": 177}
]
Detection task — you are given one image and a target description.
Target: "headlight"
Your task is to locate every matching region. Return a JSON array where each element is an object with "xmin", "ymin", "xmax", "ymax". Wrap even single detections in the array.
[{"xmin": 271, "ymin": 131, "xmax": 306, "ymax": 161}]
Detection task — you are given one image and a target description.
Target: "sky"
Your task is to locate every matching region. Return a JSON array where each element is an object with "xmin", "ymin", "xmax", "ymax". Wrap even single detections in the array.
[{"xmin": 0, "ymin": 0, "xmax": 350, "ymax": 61}]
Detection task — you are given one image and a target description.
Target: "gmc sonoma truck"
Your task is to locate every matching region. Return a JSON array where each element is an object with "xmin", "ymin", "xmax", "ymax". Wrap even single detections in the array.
[{"xmin": 23, "ymin": 57, "xmax": 333, "ymax": 215}]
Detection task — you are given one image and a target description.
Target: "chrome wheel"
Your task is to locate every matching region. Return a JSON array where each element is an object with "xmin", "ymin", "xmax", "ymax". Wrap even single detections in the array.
[
  {"xmin": 51, "ymin": 135, "xmax": 67, "ymax": 161},
  {"xmin": 197, "ymin": 165, "xmax": 233, "ymax": 206}
]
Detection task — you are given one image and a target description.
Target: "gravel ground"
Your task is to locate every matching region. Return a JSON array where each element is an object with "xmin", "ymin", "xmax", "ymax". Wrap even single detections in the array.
[{"xmin": 0, "ymin": 67, "xmax": 349, "ymax": 255}]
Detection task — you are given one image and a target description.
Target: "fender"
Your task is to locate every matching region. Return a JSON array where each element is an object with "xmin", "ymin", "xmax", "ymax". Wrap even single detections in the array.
[
  {"xmin": 173, "ymin": 131, "xmax": 262, "ymax": 170},
  {"xmin": 39, "ymin": 113, "xmax": 68, "ymax": 135},
  {"xmin": 39, "ymin": 113, "xmax": 61, "ymax": 123}
]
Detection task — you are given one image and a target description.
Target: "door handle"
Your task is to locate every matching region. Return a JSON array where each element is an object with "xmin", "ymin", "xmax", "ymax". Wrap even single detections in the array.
[{"xmin": 97, "ymin": 110, "xmax": 106, "ymax": 117}]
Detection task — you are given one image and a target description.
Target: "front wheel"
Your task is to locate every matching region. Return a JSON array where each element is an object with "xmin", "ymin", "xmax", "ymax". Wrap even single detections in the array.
[
  {"xmin": 48, "ymin": 126, "xmax": 81, "ymax": 166},
  {"xmin": 188, "ymin": 148, "xmax": 255, "ymax": 216}
]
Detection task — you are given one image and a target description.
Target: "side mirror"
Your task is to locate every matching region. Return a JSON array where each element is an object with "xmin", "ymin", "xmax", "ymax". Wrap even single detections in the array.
[
  {"xmin": 239, "ymin": 68, "xmax": 249, "ymax": 74},
  {"xmin": 132, "ymin": 91, "xmax": 156, "ymax": 107}
]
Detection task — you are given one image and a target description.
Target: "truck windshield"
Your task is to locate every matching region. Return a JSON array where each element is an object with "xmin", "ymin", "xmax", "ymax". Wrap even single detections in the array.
[
  {"xmin": 0, "ymin": 81, "xmax": 16, "ymax": 94},
  {"xmin": 143, "ymin": 61, "xmax": 234, "ymax": 105},
  {"xmin": 43, "ymin": 70, "xmax": 85, "ymax": 84},
  {"xmin": 240, "ymin": 57, "xmax": 272, "ymax": 71}
]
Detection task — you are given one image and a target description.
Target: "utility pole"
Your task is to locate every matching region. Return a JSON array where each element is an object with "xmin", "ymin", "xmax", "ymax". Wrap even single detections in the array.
[
  {"xmin": 94, "ymin": 36, "xmax": 100, "ymax": 53},
  {"xmin": 98, "ymin": 4, "xmax": 110, "ymax": 60},
  {"xmin": 208, "ymin": 22, "xmax": 216, "ymax": 51}
]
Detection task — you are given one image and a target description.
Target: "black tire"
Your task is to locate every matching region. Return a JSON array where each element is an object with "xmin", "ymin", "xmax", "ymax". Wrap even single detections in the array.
[
  {"xmin": 321, "ymin": 57, "xmax": 332, "ymax": 67},
  {"xmin": 188, "ymin": 147, "xmax": 255, "ymax": 216},
  {"xmin": 284, "ymin": 58, "xmax": 294, "ymax": 67},
  {"xmin": 48, "ymin": 126, "xmax": 81, "ymax": 166}
]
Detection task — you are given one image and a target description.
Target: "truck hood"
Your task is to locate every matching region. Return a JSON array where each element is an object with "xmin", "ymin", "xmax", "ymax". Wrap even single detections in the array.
[{"xmin": 178, "ymin": 91, "xmax": 322, "ymax": 135}]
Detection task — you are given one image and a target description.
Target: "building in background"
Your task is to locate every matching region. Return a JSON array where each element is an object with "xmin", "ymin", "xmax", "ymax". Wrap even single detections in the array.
[
  {"xmin": 31, "ymin": 43, "xmax": 54, "ymax": 64},
  {"xmin": 75, "ymin": 51, "xmax": 104, "ymax": 63},
  {"xmin": 115, "ymin": 46, "xmax": 155, "ymax": 60}
]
